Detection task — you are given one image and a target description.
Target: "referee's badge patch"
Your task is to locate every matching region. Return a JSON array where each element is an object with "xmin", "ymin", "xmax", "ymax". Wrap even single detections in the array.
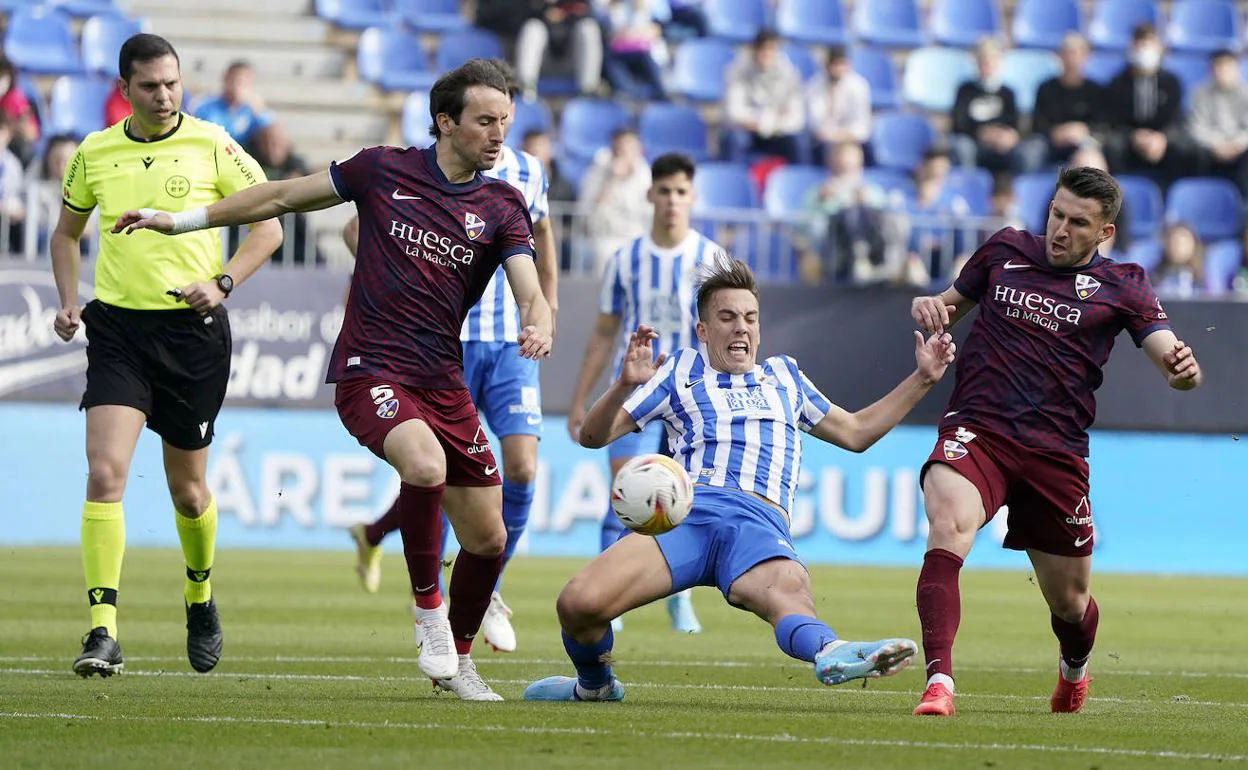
[
  {"xmin": 942, "ymin": 440, "xmax": 968, "ymax": 461},
  {"xmin": 376, "ymin": 398, "xmax": 400, "ymax": 419}
]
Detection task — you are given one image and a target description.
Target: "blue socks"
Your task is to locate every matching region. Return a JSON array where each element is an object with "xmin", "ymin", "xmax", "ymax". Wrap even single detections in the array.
[
  {"xmin": 600, "ymin": 506, "xmax": 629, "ymax": 552},
  {"xmin": 563, "ymin": 627, "xmax": 614, "ymax": 690},
  {"xmin": 496, "ymin": 480, "xmax": 535, "ymax": 591},
  {"xmin": 775, "ymin": 614, "xmax": 838, "ymax": 663}
]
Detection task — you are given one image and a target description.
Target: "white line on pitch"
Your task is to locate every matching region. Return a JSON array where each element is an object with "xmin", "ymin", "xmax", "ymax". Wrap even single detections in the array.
[
  {"xmin": 2, "ymin": 667, "xmax": 1245, "ymax": 710},
  {"xmin": 1, "ymin": 710, "xmax": 1244, "ymax": 763}
]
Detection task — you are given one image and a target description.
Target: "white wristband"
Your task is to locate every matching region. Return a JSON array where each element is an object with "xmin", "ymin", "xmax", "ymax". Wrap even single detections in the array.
[{"xmin": 165, "ymin": 207, "xmax": 208, "ymax": 235}]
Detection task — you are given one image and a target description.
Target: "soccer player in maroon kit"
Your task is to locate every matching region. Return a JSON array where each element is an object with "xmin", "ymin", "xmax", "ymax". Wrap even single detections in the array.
[
  {"xmin": 113, "ymin": 60, "xmax": 553, "ymax": 701},
  {"xmin": 909, "ymin": 167, "xmax": 1202, "ymax": 717}
]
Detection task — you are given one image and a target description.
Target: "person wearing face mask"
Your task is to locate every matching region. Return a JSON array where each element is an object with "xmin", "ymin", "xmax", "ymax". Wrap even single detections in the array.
[
  {"xmin": 950, "ymin": 37, "xmax": 1025, "ymax": 174},
  {"xmin": 1102, "ymin": 23, "xmax": 1188, "ymax": 189}
]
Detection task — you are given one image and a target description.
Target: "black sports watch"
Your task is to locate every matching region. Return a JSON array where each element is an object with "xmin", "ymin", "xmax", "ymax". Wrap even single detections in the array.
[{"xmin": 214, "ymin": 273, "xmax": 234, "ymax": 297}]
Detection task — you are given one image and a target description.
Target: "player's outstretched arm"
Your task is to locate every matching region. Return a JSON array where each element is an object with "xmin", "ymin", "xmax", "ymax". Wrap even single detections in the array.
[
  {"xmin": 112, "ymin": 170, "xmax": 342, "ymax": 236},
  {"xmin": 504, "ymin": 255, "xmax": 554, "ymax": 359},
  {"xmin": 810, "ymin": 331, "xmax": 956, "ymax": 452},
  {"xmin": 579, "ymin": 324, "xmax": 662, "ymax": 449},
  {"xmin": 567, "ymin": 312, "xmax": 624, "ymax": 441},
  {"xmin": 1142, "ymin": 330, "xmax": 1203, "ymax": 391},
  {"xmin": 913, "ymin": 286, "xmax": 976, "ymax": 336}
]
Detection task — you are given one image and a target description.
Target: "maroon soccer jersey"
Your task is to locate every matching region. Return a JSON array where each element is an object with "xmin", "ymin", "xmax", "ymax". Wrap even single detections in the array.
[
  {"xmin": 326, "ymin": 146, "xmax": 535, "ymax": 389},
  {"xmin": 943, "ymin": 228, "xmax": 1170, "ymax": 455}
]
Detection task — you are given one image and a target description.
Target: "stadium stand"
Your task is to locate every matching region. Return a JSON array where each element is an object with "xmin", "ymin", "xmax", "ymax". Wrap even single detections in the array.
[
  {"xmin": 930, "ymin": 0, "xmax": 1002, "ymax": 49},
  {"xmin": 47, "ymin": 74, "xmax": 110, "ymax": 138},
  {"xmin": 1164, "ymin": 0, "xmax": 1240, "ymax": 55},
  {"xmin": 394, "ymin": 0, "xmax": 467, "ymax": 34},
  {"xmin": 775, "ymin": 0, "xmax": 848, "ymax": 47},
  {"xmin": 80, "ymin": 13, "xmax": 143, "ymax": 77},
  {"xmin": 706, "ymin": 0, "xmax": 768, "ymax": 44},
  {"xmin": 853, "ymin": 0, "xmax": 924, "ymax": 49},
  {"xmin": 4, "ymin": 6, "xmax": 83, "ymax": 74},
  {"xmin": 1087, "ymin": 0, "xmax": 1159, "ymax": 52}
]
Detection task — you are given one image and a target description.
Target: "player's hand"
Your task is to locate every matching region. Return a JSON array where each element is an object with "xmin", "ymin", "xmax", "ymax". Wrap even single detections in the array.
[
  {"xmin": 1162, "ymin": 340, "xmax": 1201, "ymax": 390},
  {"xmin": 54, "ymin": 305, "xmax": 81, "ymax": 342},
  {"xmin": 620, "ymin": 324, "xmax": 665, "ymax": 386},
  {"xmin": 517, "ymin": 324, "xmax": 552, "ymax": 360},
  {"xmin": 113, "ymin": 208, "xmax": 174, "ymax": 235},
  {"xmin": 912, "ymin": 296, "xmax": 957, "ymax": 335},
  {"xmin": 567, "ymin": 402, "xmax": 585, "ymax": 442},
  {"xmin": 914, "ymin": 331, "xmax": 956, "ymax": 385},
  {"xmin": 173, "ymin": 281, "xmax": 225, "ymax": 314}
]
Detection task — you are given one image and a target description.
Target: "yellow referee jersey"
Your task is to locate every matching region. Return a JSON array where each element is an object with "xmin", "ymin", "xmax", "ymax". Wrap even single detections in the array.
[{"xmin": 62, "ymin": 113, "xmax": 268, "ymax": 310}]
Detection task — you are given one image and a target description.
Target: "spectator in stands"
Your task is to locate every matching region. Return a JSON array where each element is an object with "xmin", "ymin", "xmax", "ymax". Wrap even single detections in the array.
[
  {"xmin": 194, "ymin": 60, "xmax": 273, "ymax": 145},
  {"xmin": 1026, "ymin": 33, "xmax": 1103, "ymax": 171},
  {"xmin": 105, "ymin": 82, "xmax": 130, "ymax": 126},
  {"xmin": 578, "ymin": 126, "xmax": 652, "ymax": 271},
  {"xmin": 1191, "ymin": 49, "xmax": 1248, "ymax": 196},
  {"xmin": 1102, "ymin": 24, "xmax": 1187, "ymax": 188},
  {"xmin": 1151, "ymin": 222, "xmax": 1203, "ymax": 298},
  {"xmin": 30, "ymin": 134, "xmax": 86, "ymax": 253},
  {"xmin": 0, "ymin": 114, "xmax": 27, "ymax": 252},
  {"xmin": 903, "ymin": 148, "xmax": 970, "ymax": 286},
  {"xmin": 797, "ymin": 140, "xmax": 905, "ymax": 286},
  {"xmin": 950, "ymin": 37, "xmax": 1024, "ymax": 174},
  {"xmin": 246, "ymin": 123, "xmax": 322, "ymax": 265},
  {"xmin": 664, "ymin": 0, "xmax": 707, "ymax": 40},
  {"xmin": 0, "ymin": 54, "xmax": 40, "ymax": 166},
  {"xmin": 515, "ymin": 1, "xmax": 604, "ymax": 99},
  {"xmin": 806, "ymin": 46, "xmax": 871, "ymax": 157},
  {"xmin": 724, "ymin": 30, "xmax": 806, "ymax": 164},
  {"xmin": 603, "ymin": 0, "xmax": 668, "ymax": 101},
  {"xmin": 522, "ymin": 127, "xmax": 575, "ymax": 202},
  {"xmin": 989, "ymin": 172, "xmax": 1023, "ymax": 230}
]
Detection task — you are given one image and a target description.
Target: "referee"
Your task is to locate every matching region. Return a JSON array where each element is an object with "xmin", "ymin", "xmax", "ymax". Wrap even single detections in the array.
[{"xmin": 50, "ymin": 33, "xmax": 282, "ymax": 678}]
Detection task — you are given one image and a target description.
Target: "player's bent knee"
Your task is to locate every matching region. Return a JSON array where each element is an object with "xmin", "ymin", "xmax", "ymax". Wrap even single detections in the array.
[
  {"xmin": 556, "ymin": 582, "xmax": 609, "ymax": 631},
  {"xmin": 392, "ymin": 456, "xmax": 447, "ymax": 488},
  {"xmin": 501, "ymin": 458, "xmax": 537, "ymax": 486},
  {"xmin": 167, "ymin": 481, "xmax": 212, "ymax": 518},
  {"xmin": 85, "ymin": 457, "xmax": 131, "ymax": 501}
]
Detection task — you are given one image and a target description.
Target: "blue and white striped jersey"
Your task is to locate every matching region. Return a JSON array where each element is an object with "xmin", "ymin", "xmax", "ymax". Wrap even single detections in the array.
[
  {"xmin": 622, "ymin": 348, "xmax": 833, "ymax": 515},
  {"xmin": 460, "ymin": 145, "xmax": 550, "ymax": 343},
  {"xmin": 599, "ymin": 230, "xmax": 722, "ymax": 375}
]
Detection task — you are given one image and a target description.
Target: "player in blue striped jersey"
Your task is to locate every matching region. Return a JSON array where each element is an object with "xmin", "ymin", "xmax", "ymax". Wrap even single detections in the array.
[
  {"xmin": 345, "ymin": 62, "xmax": 559, "ymax": 654},
  {"xmin": 566, "ymin": 152, "xmax": 720, "ymax": 634},
  {"xmin": 525, "ymin": 258, "xmax": 956, "ymax": 702}
]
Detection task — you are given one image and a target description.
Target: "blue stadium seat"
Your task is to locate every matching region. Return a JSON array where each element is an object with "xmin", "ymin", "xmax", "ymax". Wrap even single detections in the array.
[
  {"xmin": 436, "ymin": 28, "xmax": 503, "ymax": 72},
  {"xmin": 671, "ymin": 38, "xmax": 738, "ymax": 102},
  {"xmin": 705, "ymin": 0, "xmax": 767, "ymax": 44},
  {"xmin": 1166, "ymin": 0, "xmax": 1239, "ymax": 54},
  {"xmin": 1088, "ymin": 0, "xmax": 1158, "ymax": 52},
  {"xmin": 1203, "ymin": 239, "xmax": 1243, "ymax": 292},
  {"xmin": 763, "ymin": 165, "xmax": 826, "ymax": 216},
  {"xmin": 315, "ymin": 0, "xmax": 391, "ymax": 30},
  {"xmin": 81, "ymin": 14, "xmax": 143, "ymax": 77},
  {"xmin": 870, "ymin": 112, "xmax": 935, "ymax": 170},
  {"xmin": 694, "ymin": 162, "xmax": 758, "ymax": 210},
  {"xmin": 400, "ymin": 90, "xmax": 434, "ymax": 148},
  {"xmin": 1163, "ymin": 53, "xmax": 1212, "ymax": 111},
  {"xmin": 775, "ymin": 0, "xmax": 848, "ymax": 46},
  {"xmin": 505, "ymin": 97, "xmax": 553, "ymax": 148},
  {"xmin": 639, "ymin": 103, "xmax": 709, "ymax": 162},
  {"xmin": 48, "ymin": 76, "xmax": 110, "ymax": 139},
  {"xmin": 357, "ymin": 28, "xmax": 435, "ymax": 92},
  {"xmin": 945, "ymin": 166, "xmax": 993, "ymax": 214},
  {"xmin": 1001, "ymin": 49, "xmax": 1061, "ymax": 113},
  {"xmin": 853, "ymin": 0, "xmax": 924, "ymax": 49},
  {"xmin": 1012, "ymin": 0, "xmax": 1082, "ymax": 50},
  {"xmin": 1084, "ymin": 50, "xmax": 1127, "ymax": 84},
  {"xmin": 3, "ymin": 7, "xmax": 83, "ymax": 75},
  {"xmin": 558, "ymin": 97, "xmax": 631, "ymax": 167},
  {"xmin": 1116, "ymin": 174, "xmax": 1164, "ymax": 240},
  {"xmin": 783, "ymin": 43, "xmax": 818, "ymax": 82},
  {"xmin": 1014, "ymin": 172, "xmax": 1056, "ymax": 232},
  {"xmin": 51, "ymin": 0, "xmax": 123, "ymax": 16},
  {"xmin": 851, "ymin": 47, "xmax": 899, "ymax": 110},
  {"xmin": 1166, "ymin": 178, "xmax": 1243, "ymax": 241},
  {"xmin": 1123, "ymin": 237, "xmax": 1161, "ymax": 271},
  {"xmin": 930, "ymin": 0, "xmax": 1001, "ymax": 48},
  {"xmin": 863, "ymin": 166, "xmax": 914, "ymax": 196},
  {"xmin": 0, "ymin": 0, "xmax": 39, "ymax": 10},
  {"xmin": 901, "ymin": 46, "xmax": 976, "ymax": 112},
  {"xmin": 394, "ymin": 0, "xmax": 466, "ymax": 33}
]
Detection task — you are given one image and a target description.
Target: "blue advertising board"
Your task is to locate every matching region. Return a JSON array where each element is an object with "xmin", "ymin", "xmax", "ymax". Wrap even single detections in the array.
[{"xmin": 0, "ymin": 403, "xmax": 1241, "ymax": 575}]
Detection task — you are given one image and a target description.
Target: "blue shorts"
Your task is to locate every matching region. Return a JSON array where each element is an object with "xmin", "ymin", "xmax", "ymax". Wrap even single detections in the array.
[
  {"xmin": 461, "ymin": 341, "xmax": 542, "ymax": 438},
  {"xmin": 655, "ymin": 486, "xmax": 803, "ymax": 600},
  {"xmin": 607, "ymin": 420, "xmax": 667, "ymax": 461}
]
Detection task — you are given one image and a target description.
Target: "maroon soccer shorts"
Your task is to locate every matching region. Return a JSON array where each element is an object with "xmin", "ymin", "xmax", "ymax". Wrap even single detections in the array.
[
  {"xmin": 335, "ymin": 377, "xmax": 501, "ymax": 487},
  {"xmin": 921, "ymin": 424, "xmax": 1094, "ymax": 557}
]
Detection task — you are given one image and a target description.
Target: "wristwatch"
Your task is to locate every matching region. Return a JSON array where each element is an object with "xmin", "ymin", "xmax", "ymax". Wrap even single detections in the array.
[{"xmin": 214, "ymin": 273, "xmax": 234, "ymax": 297}]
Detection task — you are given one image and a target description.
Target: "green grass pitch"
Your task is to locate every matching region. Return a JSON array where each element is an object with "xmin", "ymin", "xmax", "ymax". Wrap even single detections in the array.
[{"xmin": 2, "ymin": 547, "xmax": 1246, "ymax": 769}]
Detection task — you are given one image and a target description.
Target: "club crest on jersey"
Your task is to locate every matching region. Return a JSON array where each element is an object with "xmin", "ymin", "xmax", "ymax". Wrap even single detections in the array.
[
  {"xmin": 1074, "ymin": 274, "xmax": 1101, "ymax": 300},
  {"xmin": 376, "ymin": 398, "xmax": 399, "ymax": 419},
  {"xmin": 464, "ymin": 212, "xmax": 486, "ymax": 241},
  {"xmin": 943, "ymin": 440, "xmax": 968, "ymax": 461}
]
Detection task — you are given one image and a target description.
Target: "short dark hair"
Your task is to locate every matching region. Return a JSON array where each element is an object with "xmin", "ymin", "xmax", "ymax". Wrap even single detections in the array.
[
  {"xmin": 826, "ymin": 45, "xmax": 848, "ymax": 63},
  {"xmin": 428, "ymin": 58, "xmax": 509, "ymax": 139},
  {"xmin": 1211, "ymin": 48, "xmax": 1238, "ymax": 64},
  {"xmin": 991, "ymin": 171, "xmax": 1015, "ymax": 197},
  {"xmin": 753, "ymin": 29, "xmax": 780, "ymax": 49},
  {"xmin": 651, "ymin": 153, "xmax": 695, "ymax": 182},
  {"xmin": 1131, "ymin": 22, "xmax": 1158, "ymax": 43},
  {"xmin": 224, "ymin": 60, "xmax": 252, "ymax": 76},
  {"xmin": 696, "ymin": 256, "xmax": 758, "ymax": 320},
  {"xmin": 119, "ymin": 33, "xmax": 179, "ymax": 82},
  {"xmin": 521, "ymin": 127, "xmax": 548, "ymax": 144},
  {"xmin": 1055, "ymin": 166, "xmax": 1122, "ymax": 223},
  {"xmin": 489, "ymin": 58, "xmax": 520, "ymax": 101}
]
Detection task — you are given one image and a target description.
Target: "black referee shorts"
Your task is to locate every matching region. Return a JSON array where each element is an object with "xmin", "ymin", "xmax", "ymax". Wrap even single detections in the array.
[{"xmin": 80, "ymin": 299, "xmax": 232, "ymax": 451}]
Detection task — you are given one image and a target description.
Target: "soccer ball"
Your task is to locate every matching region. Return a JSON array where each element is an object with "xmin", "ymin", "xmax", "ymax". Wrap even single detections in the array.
[{"xmin": 610, "ymin": 454, "xmax": 694, "ymax": 536}]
